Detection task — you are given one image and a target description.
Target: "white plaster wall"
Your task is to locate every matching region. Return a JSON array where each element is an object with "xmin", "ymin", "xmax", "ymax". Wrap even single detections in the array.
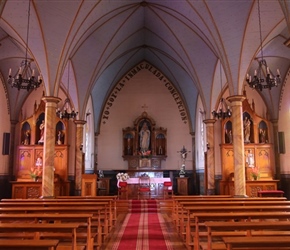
[{"xmin": 98, "ymin": 69, "xmax": 192, "ymax": 170}]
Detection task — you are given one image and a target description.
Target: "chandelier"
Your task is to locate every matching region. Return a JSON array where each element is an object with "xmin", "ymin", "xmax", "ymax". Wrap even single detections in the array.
[
  {"xmin": 56, "ymin": 62, "xmax": 78, "ymax": 120},
  {"xmin": 7, "ymin": 0, "xmax": 42, "ymax": 91},
  {"xmin": 212, "ymin": 62, "xmax": 232, "ymax": 120},
  {"xmin": 246, "ymin": 0, "xmax": 281, "ymax": 91}
]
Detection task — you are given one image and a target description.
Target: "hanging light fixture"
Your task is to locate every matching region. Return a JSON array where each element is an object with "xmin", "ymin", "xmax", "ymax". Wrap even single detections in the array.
[
  {"xmin": 56, "ymin": 63, "xmax": 78, "ymax": 120},
  {"xmin": 212, "ymin": 62, "xmax": 232, "ymax": 120},
  {"xmin": 246, "ymin": 0, "xmax": 281, "ymax": 91},
  {"xmin": 7, "ymin": 0, "xmax": 42, "ymax": 91}
]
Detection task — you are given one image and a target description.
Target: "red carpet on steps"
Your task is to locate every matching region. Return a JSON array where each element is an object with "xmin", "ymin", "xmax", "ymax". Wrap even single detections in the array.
[{"xmin": 129, "ymin": 199, "xmax": 158, "ymax": 213}]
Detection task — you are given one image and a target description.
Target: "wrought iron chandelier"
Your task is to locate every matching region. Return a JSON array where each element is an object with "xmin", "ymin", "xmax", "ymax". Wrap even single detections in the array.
[
  {"xmin": 212, "ymin": 62, "xmax": 232, "ymax": 120},
  {"xmin": 56, "ymin": 63, "xmax": 78, "ymax": 120},
  {"xmin": 246, "ymin": 0, "xmax": 281, "ymax": 91},
  {"xmin": 7, "ymin": 0, "xmax": 42, "ymax": 91}
]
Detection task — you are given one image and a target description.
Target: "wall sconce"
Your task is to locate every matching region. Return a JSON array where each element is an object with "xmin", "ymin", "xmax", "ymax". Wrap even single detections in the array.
[
  {"xmin": 80, "ymin": 144, "xmax": 83, "ymax": 151},
  {"xmin": 207, "ymin": 142, "xmax": 210, "ymax": 150}
]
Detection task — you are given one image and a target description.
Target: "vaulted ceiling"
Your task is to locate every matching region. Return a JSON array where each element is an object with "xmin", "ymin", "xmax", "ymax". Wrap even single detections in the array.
[{"xmin": 0, "ymin": 1, "xmax": 290, "ymax": 131}]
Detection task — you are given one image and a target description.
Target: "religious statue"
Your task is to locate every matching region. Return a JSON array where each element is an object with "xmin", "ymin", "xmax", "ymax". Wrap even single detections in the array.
[
  {"xmin": 38, "ymin": 120, "xmax": 45, "ymax": 144},
  {"xmin": 139, "ymin": 122, "xmax": 150, "ymax": 152},
  {"xmin": 246, "ymin": 149, "xmax": 254, "ymax": 168},
  {"xmin": 56, "ymin": 130, "xmax": 63, "ymax": 145},
  {"xmin": 225, "ymin": 129, "xmax": 233, "ymax": 144},
  {"xmin": 23, "ymin": 130, "xmax": 30, "ymax": 145},
  {"xmin": 259, "ymin": 128, "xmax": 266, "ymax": 143},
  {"xmin": 243, "ymin": 116, "xmax": 251, "ymax": 143}
]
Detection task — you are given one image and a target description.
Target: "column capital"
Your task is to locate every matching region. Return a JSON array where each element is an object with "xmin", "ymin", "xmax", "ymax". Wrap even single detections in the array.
[
  {"xmin": 42, "ymin": 96, "xmax": 61, "ymax": 104},
  {"xmin": 74, "ymin": 120, "xmax": 87, "ymax": 126},
  {"xmin": 270, "ymin": 119, "xmax": 278, "ymax": 125},
  {"xmin": 203, "ymin": 119, "xmax": 216, "ymax": 125},
  {"xmin": 226, "ymin": 95, "xmax": 246, "ymax": 104}
]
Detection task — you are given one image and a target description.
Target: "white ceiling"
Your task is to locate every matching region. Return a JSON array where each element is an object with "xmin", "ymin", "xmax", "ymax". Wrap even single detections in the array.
[{"xmin": 0, "ymin": 0, "xmax": 290, "ymax": 131}]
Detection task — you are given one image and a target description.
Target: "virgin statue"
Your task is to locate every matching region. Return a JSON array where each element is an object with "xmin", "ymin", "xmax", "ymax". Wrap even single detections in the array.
[{"xmin": 139, "ymin": 122, "xmax": 150, "ymax": 151}]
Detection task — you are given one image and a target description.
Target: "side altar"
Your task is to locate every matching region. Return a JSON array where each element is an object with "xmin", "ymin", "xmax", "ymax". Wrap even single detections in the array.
[{"xmin": 122, "ymin": 112, "xmax": 167, "ymax": 169}]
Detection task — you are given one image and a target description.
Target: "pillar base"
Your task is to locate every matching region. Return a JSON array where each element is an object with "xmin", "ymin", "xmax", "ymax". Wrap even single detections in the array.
[
  {"xmin": 39, "ymin": 196, "xmax": 55, "ymax": 199},
  {"xmin": 207, "ymin": 189, "xmax": 215, "ymax": 195},
  {"xmin": 75, "ymin": 189, "xmax": 81, "ymax": 196},
  {"xmin": 233, "ymin": 194, "xmax": 249, "ymax": 198}
]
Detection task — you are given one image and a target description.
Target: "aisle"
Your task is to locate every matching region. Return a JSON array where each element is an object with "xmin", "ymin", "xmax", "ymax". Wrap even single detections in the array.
[{"xmin": 107, "ymin": 200, "xmax": 184, "ymax": 250}]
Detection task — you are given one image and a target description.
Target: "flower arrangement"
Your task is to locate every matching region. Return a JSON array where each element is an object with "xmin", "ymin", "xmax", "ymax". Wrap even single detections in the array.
[
  {"xmin": 30, "ymin": 166, "xmax": 42, "ymax": 179},
  {"xmin": 250, "ymin": 167, "xmax": 260, "ymax": 180},
  {"xmin": 139, "ymin": 150, "xmax": 151, "ymax": 158},
  {"xmin": 116, "ymin": 172, "xmax": 130, "ymax": 182}
]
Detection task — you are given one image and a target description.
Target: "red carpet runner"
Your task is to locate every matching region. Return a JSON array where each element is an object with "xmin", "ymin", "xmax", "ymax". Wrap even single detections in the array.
[{"xmin": 112, "ymin": 200, "xmax": 174, "ymax": 250}]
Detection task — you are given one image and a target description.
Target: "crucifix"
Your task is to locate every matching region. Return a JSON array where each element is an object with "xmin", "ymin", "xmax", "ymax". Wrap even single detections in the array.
[{"xmin": 177, "ymin": 146, "xmax": 191, "ymax": 177}]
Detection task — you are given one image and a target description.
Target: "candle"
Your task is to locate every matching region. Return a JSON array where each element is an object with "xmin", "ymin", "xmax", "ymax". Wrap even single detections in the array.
[
  {"xmin": 277, "ymin": 69, "xmax": 280, "ymax": 76},
  {"xmin": 254, "ymin": 70, "xmax": 257, "ymax": 76},
  {"xmin": 267, "ymin": 67, "xmax": 270, "ymax": 74},
  {"xmin": 32, "ymin": 69, "xmax": 35, "ymax": 76},
  {"xmin": 8, "ymin": 68, "xmax": 11, "ymax": 76}
]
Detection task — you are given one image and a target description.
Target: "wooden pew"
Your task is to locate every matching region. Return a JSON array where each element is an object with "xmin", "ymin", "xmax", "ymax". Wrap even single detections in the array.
[
  {"xmin": 0, "ymin": 223, "xmax": 80, "ymax": 250},
  {"xmin": 0, "ymin": 239, "xmax": 59, "ymax": 250},
  {"xmin": 172, "ymin": 196, "xmax": 287, "ymax": 229},
  {"xmin": 204, "ymin": 221, "xmax": 290, "ymax": 250},
  {"xmin": 178, "ymin": 204, "xmax": 290, "ymax": 241},
  {"xmin": 184, "ymin": 211, "xmax": 290, "ymax": 250},
  {"xmin": 0, "ymin": 206, "xmax": 108, "ymax": 249},
  {"xmin": 0, "ymin": 200, "xmax": 111, "ymax": 233},
  {"xmin": 223, "ymin": 236, "xmax": 290, "ymax": 250},
  {"xmin": 1, "ymin": 197, "xmax": 117, "ymax": 228},
  {"xmin": 173, "ymin": 200, "xmax": 290, "ymax": 232},
  {"xmin": 0, "ymin": 213, "xmax": 95, "ymax": 250}
]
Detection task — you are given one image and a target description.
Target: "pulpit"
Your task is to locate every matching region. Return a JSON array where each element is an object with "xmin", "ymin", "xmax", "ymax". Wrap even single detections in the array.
[
  {"xmin": 81, "ymin": 174, "xmax": 97, "ymax": 196},
  {"xmin": 176, "ymin": 177, "xmax": 189, "ymax": 195}
]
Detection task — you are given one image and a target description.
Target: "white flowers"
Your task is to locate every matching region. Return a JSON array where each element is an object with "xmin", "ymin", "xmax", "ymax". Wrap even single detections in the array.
[{"xmin": 116, "ymin": 172, "xmax": 130, "ymax": 181}]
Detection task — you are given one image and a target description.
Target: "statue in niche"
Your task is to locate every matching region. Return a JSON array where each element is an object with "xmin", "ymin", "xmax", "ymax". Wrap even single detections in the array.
[
  {"xmin": 139, "ymin": 122, "xmax": 150, "ymax": 152},
  {"xmin": 259, "ymin": 129, "xmax": 266, "ymax": 143},
  {"xmin": 243, "ymin": 116, "xmax": 251, "ymax": 143},
  {"xmin": 38, "ymin": 120, "xmax": 45, "ymax": 144},
  {"xmin": 225, "ymin": 129, "xmax": 233, "ymax": 144},
  {"xmin": 23, "ymin": 130, "xmax": 30, "ymax": 145},
  {"xmin": 56, "ymin": 130, "xmax": 64, "ymax": 145}
]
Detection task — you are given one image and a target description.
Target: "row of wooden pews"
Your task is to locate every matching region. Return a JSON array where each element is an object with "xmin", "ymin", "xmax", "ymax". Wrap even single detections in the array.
[
  {"xmin": 172, "ymin": 195, "xmax": 290, "ymax": 250},
  {"xmin": 0, "ymin": 195, "xmax": 118, "ymax": 250}
]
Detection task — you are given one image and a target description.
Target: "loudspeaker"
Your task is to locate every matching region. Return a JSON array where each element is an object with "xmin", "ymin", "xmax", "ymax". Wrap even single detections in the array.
[
  {"xmin": 278, "ymin": 131, "xmax": 285, "ymax": 154},
  {"xmin": 2, "ymin": 133, "xmax": 10, "ymax": 155}
]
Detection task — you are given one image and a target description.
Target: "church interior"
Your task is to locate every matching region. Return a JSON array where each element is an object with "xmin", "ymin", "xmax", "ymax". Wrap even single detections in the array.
[{"xmin": 0, "ymin": 1, "xmax": 290, "ymax": 249}]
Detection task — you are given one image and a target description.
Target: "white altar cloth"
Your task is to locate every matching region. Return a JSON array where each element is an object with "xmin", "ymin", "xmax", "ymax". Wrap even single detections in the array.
[{"xmin": 126, "ymin": 177, "xmax": 170, "ymax": 184}]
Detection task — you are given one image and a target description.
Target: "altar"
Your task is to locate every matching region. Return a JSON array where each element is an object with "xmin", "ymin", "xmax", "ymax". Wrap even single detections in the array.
[{"xmin": 123, "ymin": 177, "xmax": 171, "ymax": 199}]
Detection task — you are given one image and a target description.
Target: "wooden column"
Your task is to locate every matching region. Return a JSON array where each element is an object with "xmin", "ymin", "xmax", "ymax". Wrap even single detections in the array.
[
  {"xmin": 271, "ymin": 119, "xmax": 281, "ymax": 188},
  {"xmin": 9, "ymin": 120, "xmax": 18, "ymax": 179},
  {"xmin": 74, "ymin": 120, "xmax": 86, "ymax": 195},
  {"xmin": 227, "ymin": 95, "xmax": 247, "ymax": 197},
  {"xmin": 203, "ymin": 119, "xmax": 216, "ymax": 195},
  {"xmin": 41, "ymin": 96, "xmax": 61, "ymax": 198}
]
